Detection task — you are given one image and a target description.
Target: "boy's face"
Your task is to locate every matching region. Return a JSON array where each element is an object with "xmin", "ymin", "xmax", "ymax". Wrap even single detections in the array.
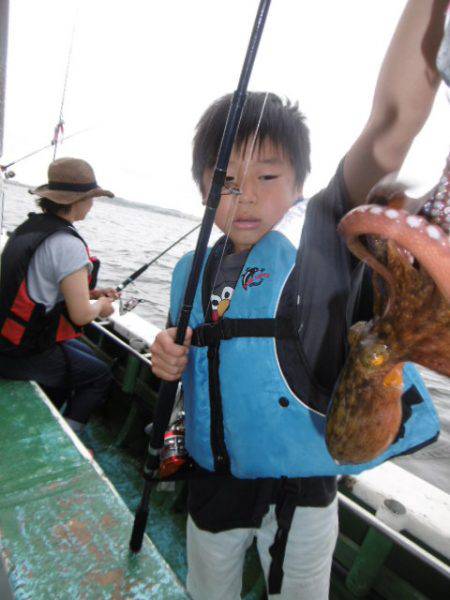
[{"xmin": 202, "ymin": 139, "xmax": 302, "ymax": 254}]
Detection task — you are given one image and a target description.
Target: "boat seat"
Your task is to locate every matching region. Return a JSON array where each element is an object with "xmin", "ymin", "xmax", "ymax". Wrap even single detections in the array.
[
  {"xmin": 0, "ymin": 379, "xmax": 189, "ymax": 599},
  {"xmin": 108, "ymin": 303, "xmax": 161, "ymax": 348}
]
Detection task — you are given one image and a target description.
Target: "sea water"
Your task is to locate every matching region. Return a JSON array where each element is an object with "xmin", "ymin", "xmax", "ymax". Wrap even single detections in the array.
[{"xmin": 2, "ymin": 181, "xmax": 449, "ymax": 493}]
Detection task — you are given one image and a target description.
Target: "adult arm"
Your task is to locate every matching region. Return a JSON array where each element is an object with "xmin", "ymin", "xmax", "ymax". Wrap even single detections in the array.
[
  {"xmin": 60, "ymin": 267, "xmax": 114, "ymax": 326},
  {"xmin": 344, "ymin": 0, "xmax": 447, "ymax": 206}
]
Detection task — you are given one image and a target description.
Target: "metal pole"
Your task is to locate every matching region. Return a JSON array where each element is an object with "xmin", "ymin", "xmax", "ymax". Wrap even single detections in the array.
[
  {"xmin": 0, "ymin": 0, "xmax": 9, "ymax": 159},
  {"xmin": 88, "ymin": 321, "xmax": 151, "ymax": 367}
]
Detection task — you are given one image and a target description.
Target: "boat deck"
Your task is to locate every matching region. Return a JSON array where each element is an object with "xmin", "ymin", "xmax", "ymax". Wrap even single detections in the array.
[
  {"xmin": 1, "ymin": 373, "xmax": 449, "ymax": 599},
  {"xmin": 0, "ymin": 379, "xmax": 189, "ymax": 599}
]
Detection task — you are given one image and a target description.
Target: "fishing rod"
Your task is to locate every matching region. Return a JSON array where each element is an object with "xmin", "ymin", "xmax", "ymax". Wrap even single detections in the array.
[
  {"xmin": 53, "ymin": 8, "xmax": 78, "ymax": 160},
  {"xmin": 116, "ymin": 223, "xmax": 201, "ymax": 292},
  {"xmin": 0, "ymin": 128, "xmax": 94, "ymax": 175},
  {"xmin": 129, "ymin": 0, "xmax": 272, "ymax": 553}
]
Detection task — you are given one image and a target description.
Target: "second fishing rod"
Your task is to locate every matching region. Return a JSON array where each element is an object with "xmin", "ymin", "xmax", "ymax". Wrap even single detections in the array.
[
  {"xmin": 129, "ymin": 0, "xmax": 272, "ymax": 552},
  {"xmin": 116, "ymin": 223, "xmax": 200, "ymax": 292}
]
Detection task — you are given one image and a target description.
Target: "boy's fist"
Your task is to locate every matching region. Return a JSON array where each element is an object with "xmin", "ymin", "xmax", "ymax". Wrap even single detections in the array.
[{"xmin": 150, "ymin": 327, "xmax": 193, "ymax": 381}]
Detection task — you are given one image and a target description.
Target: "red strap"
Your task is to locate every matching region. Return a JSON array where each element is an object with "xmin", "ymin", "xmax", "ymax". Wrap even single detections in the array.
[
  {"xmin": 56, "ymin": 315, "xmax": 81, "ymax": 342},
  {"xmin": 1, "ymin": 318, "xmax": 25, "ymax": 345},
  {"xmin": 10, "ymin": 280, "xmax": 35, "ymax": 321}
]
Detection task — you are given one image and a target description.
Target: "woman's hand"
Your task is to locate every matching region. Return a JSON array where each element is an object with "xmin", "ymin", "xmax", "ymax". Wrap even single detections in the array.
[
  {"xmin": 90, "ymin": 287, "xmax": 120, "ymax": 300},
  {"xmin": 150, "ymin": 327, "xmax": 192, "ymax": 381},
  {"xmin": 98, "ymin": 296, "xmax": 115, "ymax": 318},
  {"xmin": 61, "ymin": 268, "xmax": 116, "ymax": 325}
]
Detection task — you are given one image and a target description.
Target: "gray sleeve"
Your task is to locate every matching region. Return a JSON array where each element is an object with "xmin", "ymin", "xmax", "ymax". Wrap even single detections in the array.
[
  {"xmin": 27, "ymin": 231, "xmax": 91, "ymax": 311},
  {"xmin": 42, "ymin": 231, "xmax": 90, "ymax": 282}
]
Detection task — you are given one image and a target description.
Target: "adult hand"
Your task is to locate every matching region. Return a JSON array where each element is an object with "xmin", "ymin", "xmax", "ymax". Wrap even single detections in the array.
[
  {"xmin": 90, "ymin": 287, "xmax": 121, "ymax": 300},
  {"xmin": 150, "ymin": 327, "xmax": 192, "ymax": 381},
  {"xmin": 98, "ymin": 296, "xmax": 115, "ymax": 318}
]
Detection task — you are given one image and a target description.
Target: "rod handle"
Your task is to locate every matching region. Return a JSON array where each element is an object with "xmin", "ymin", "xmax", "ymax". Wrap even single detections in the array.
[{"xmin": 129, "ymin": 504, "xmax": 150, "ymax": 552}]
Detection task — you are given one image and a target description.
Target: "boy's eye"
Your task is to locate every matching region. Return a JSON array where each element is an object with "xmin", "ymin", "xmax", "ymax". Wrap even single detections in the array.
[{"xmin": 260, "ymin": 174, "xmax": 279, "ymax": 181}]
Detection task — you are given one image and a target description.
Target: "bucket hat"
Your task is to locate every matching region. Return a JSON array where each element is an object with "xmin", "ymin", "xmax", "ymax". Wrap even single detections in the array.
[{"xmin": 29, "ymin": 157, "xmax": 113, "ymax": 204}]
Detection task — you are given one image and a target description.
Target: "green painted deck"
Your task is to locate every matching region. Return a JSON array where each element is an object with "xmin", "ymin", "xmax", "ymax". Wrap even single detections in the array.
[
  {"xmin": 82, "ymin": 411, "xmax": 265, "ymax": 600},
  {"xmin": 0, "ymin": 379, "xmax": 189, "ymax": 600}
]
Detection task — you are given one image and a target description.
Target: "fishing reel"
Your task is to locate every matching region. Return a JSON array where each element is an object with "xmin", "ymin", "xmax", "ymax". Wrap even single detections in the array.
[
  {"xmin": 158, "ymin": 413, "xmax": 187, "ymax": 478},
  {"xmin": 141, "ymin": 384, "xmax": 188, "ymax": 480},
  {"xmin": 158, "ymin": 381, "xmax": 187, "ymax": 478},
  {"xmin": 119, "ymin": 296, "xmax": 150, "ymax": 315}
]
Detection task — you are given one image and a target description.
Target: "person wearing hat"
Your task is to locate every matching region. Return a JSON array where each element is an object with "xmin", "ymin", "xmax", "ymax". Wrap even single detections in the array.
[{"xmin": 0, "ymin": 157, "xmax": 118, "ymax": 433}]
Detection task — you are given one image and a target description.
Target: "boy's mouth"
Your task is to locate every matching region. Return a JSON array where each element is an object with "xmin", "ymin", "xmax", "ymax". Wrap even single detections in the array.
[{"xmin": 233, "ymin": 218, "xmax": 261, "ymax": 230}]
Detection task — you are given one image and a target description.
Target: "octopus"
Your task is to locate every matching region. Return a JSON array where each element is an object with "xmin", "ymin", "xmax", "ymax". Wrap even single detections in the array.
[{"xmin": 326, "ymin": 155, "xmax": 450, "ymax": 464}]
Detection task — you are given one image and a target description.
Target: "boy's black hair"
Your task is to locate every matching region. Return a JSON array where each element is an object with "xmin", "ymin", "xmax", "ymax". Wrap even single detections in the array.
[
  {"xmin": 37, "ymin": 197, "xmax": 71, "ymax": 215},
  {"xmin": 192, "ymin": 92, "xmax": 311, "ymax": 194}
]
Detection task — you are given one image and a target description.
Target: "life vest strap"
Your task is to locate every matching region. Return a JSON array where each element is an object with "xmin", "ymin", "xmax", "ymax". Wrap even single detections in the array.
[
  {"xmin": 191, "ymin": 317, "xmax": 296, "ymax": 347},
  {"xmin": 268, "ymin": 479, "xmax": 299, "ymax": 595}
]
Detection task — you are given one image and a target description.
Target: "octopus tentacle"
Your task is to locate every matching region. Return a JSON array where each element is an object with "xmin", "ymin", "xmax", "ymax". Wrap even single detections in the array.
[{"xmin": 339, "ymin": 204, "xmax": 450, "ymax": 302}]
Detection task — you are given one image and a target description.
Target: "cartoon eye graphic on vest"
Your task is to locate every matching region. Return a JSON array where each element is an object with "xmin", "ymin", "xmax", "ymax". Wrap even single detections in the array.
[{"xmin": 211, "ymin": 286, "xmax": 235, "ymax": 321}]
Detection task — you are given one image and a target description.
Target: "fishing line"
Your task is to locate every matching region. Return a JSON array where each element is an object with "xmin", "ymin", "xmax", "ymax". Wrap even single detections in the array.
[
  {"xmin": 204, "ymin": 91, "xmax": 270, "ymax": 317},
  {"xmin": 53, "ymin": 2, "xmax": 80, "ymax": 159},
  {"xmin": 198, "ymin": 97, "xmax": 249, "ymax": 317}
]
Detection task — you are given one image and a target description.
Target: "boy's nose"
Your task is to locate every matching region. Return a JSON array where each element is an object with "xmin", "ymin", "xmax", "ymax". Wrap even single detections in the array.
[{"xmin": 238, "ymin": 182, "xmax": 257, "ymax": 204}]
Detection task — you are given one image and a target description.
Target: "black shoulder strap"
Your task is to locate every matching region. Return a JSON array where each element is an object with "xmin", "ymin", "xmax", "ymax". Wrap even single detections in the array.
[{"xmin": 12, "ymin": 212, "xmax": 87, "ymax": 248}]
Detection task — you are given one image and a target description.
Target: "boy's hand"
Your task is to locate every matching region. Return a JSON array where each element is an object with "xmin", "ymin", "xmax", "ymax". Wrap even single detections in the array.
[{"xmin": 150, "ymin": 327, "xmax": 193, "ymax": 381}]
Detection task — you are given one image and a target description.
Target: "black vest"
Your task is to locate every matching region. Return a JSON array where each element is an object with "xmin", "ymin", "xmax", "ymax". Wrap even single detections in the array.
[{"xmin": 0, "ymin": 212, "xmax": 99, "ymax": 356}]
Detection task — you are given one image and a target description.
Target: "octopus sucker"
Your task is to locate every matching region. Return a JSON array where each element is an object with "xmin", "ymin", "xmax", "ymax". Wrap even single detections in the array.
[{"xmin": 326, "ymin": 155, "xmax": 450, "ymax": 464}]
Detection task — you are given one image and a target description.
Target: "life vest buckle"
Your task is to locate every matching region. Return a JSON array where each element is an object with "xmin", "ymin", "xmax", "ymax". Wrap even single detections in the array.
[{"xmin": 193, "ymin": 318, "xmax": 235, "ymax": 346}]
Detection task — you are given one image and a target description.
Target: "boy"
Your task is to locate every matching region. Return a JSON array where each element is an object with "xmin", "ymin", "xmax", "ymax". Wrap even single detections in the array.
[{"xmin": 151, "ymin": 2, "xmax": 447, "ymax": 598}]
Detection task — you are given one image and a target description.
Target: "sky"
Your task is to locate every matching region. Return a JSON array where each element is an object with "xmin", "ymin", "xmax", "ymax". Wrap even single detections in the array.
[{"xmin": 2, "ymin": 0, "xmax": 450, "ymax": 216}]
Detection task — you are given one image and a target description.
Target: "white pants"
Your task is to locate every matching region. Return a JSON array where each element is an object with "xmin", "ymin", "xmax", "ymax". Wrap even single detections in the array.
[{"xmin": 186, "ymin": 498, "xmax": 338, "ymax": 600}]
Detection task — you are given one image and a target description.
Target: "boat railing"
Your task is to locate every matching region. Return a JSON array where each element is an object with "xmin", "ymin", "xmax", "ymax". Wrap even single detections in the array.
[
  {"xmin": 338, "ymin": 491, "xmax": 450, "ymax": 580},
  {"xmin": 89, "ymin": 319, "xmax": 152, "ymax": 367}
]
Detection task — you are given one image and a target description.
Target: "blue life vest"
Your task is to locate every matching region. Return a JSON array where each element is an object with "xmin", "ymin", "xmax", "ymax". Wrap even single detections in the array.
[{"xmin": 170, "ymin": 203, "xmax": 440, "ymax": 479}]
